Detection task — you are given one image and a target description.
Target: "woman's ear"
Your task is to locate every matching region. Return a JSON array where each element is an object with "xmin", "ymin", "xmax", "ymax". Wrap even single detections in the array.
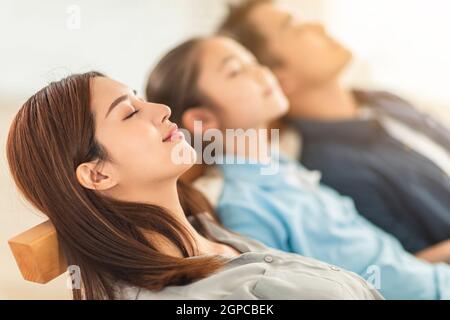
[
  {"xmin": 75, "ymin": 161, "xmax": 118, "ymax": 191},
  {"xmin": 181, "ymin": 107, "xmax": 219, "ymax": 134}
]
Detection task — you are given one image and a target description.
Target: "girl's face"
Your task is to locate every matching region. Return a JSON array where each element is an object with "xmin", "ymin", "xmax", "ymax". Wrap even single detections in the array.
[
  {"xmin": 197, "ymin": 37, "xmax": 289, "ymax": 130},
  {"xmin": 85, "ymin": 77, "xmax": 195, "ymax": 192}
]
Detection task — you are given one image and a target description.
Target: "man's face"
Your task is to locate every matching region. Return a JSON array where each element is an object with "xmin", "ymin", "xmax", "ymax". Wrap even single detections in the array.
[{"xmin": 247, "ymin": 2, "xmax": 352, "ymax": 89}]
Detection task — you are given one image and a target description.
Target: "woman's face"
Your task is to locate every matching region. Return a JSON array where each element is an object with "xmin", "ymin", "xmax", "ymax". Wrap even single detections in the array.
[
  {"xmin": 88, "ymin": 77, "xmax": 195, "ymax": 191},
  {"xmin": 197, "ymin": 37, "xmax": 289, "ymax": 130}
]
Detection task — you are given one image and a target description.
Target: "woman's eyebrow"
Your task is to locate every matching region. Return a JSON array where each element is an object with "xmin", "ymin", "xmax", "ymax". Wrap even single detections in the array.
[
  {"xmin": 105, "ymin": 94, "xmax": 129, "ymax": 118},
  {"xmin": 104, "ymin": 89, "xmax": 139, "ymax": 118}
]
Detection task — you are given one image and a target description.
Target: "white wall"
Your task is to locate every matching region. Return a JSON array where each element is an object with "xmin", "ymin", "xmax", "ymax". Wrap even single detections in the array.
[
  {"xmin": 321, "ymin": 0, "xmax": 450, "ymax": 117},
  {"xmin": 0, "ymin": 0, "xmax": 449, "ymax": 299},
  {"xmin": 0, "ymin": 0, "xmax": 225, "ymax": 108}
]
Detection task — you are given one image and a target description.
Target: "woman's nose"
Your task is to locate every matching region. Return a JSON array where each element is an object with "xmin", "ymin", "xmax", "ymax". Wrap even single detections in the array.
[{"xmin": 149, "ymin": 102, "xmax": 171, "ymax": 126}]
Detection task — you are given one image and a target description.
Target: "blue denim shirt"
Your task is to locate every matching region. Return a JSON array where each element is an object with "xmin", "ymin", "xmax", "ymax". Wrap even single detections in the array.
[{"xmin": 215, "ymin": 153, "xmax": 450, "ymax": 300}]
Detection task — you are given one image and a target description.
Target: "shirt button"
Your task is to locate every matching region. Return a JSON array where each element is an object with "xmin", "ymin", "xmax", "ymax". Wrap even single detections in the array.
[
  {"xmin": 264, "ymin": 255, "xmax": 274, "ymax": 263},
  {"xmin": 330, "ymin": 266, "xmax": 340, "ymax": 271}
]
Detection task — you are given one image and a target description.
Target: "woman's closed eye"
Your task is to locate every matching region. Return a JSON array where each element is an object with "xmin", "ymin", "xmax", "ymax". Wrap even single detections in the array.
[{"xmin": 123, "ymin": 108, "xmax": 140, "ymax": 120}]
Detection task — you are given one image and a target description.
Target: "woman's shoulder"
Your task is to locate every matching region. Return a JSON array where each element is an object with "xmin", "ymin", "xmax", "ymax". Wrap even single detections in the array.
[
  {"xmin": 115, "ymin": 252, "xmax": 382, "ymax": 300},
  {"xmin": 116, "ymin": 260, "xmax": 267, "ymax": 300}
]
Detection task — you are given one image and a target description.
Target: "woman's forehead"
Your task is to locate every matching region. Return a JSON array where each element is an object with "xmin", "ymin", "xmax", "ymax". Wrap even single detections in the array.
[{"xmin": 91, "ymin": 77, "xmax": 130, "ymax": 114}]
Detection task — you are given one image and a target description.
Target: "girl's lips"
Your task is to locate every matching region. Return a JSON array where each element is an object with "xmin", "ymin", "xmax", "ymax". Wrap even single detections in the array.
[
  {"xmin": 263, "ymin": 86, "xmax": 274, "ymax": 97},
  {"xmin": 263, "ymin": 79, "xmax": 280, "ymax": 97}
]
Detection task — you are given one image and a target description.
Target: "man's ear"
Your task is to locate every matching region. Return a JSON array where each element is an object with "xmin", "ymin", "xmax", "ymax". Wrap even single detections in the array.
[
  {"xmin": 75, "ymin": 161, "xmax": 118, "ymax": 191},
  {"xmin": 181, "ymin": 107, "xmax": 220, "ymax": 134},
  {"xmin": 272, "ymin": 67, "xmax": 297, "ymax": 96}
]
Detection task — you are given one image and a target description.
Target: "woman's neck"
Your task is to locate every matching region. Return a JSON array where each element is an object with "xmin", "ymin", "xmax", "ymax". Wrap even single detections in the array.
[{"xmin": 111, "ymin": 179, "xmax": 237, "ymax": 258}]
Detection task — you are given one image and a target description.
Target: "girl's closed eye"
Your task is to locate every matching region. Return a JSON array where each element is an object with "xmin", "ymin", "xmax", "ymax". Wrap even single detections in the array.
[
  {"xmin": 228, "ymin": 68, "xmax": 242, "ymax": 78},
  {"xmin": 227, "ymin": 60, "xmax": 244, "ymax": 78}
]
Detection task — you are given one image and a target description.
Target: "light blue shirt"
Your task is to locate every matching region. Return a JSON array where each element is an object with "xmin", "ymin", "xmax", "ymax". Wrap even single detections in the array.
[{"xmin": 215, "ymin": 153, "xmax": 450, "ymax": 299}]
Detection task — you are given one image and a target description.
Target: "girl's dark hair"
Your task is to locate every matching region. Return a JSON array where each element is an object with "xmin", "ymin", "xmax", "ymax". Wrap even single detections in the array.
[{"xmin": 6, "ymin": 71, "xmax": 226, "ymax": 300}]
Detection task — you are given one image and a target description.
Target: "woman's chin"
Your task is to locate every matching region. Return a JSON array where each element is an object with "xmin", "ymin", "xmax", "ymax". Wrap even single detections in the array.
[{"xmin": 169, "ymin": 141, "xmax": 197, "ymax": 167}]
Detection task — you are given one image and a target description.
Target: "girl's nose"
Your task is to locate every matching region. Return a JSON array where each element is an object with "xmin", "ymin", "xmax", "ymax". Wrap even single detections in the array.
[{"xmin": 253, "ymin": 64, "xmax": 274, "ymax": 86}]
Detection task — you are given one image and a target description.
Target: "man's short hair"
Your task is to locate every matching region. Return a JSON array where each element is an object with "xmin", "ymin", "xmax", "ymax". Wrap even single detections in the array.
[{"xmin": 217, "ymin": 0, "xmax": 283, "ymax": 68}]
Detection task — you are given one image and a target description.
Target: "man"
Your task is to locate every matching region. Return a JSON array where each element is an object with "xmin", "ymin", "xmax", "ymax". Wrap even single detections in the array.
[{"xmin": 218, "ymin": 0, "xmax": 450, "ymax": 253}]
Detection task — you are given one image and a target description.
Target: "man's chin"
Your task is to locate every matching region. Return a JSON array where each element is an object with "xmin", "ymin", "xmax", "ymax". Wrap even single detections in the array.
[
  {"xmin": 315, "ymin": 54, "xmax": 353, "ymax": 86},
  {"xmin": 338, "ymin": 46, "xmax": 353, "ymax": 69}
]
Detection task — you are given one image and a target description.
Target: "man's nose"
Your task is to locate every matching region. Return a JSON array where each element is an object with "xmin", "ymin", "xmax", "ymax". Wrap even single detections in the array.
[{"xmin": 308, "ymin": 23, "xmax": 326, "ymax": 34}]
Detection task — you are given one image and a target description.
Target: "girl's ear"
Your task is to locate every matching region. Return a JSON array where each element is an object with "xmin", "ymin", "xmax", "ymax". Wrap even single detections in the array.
[
  {"xmin": 75, "ymin": 161, "xmax": 118, "ymax": 191},
  {"xmin": 181, "ymin": 107, "xmax": 220, "ymax": 134}
]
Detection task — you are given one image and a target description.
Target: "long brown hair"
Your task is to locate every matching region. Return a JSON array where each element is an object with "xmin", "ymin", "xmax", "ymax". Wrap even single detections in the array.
[{"xmin": 6, "ymin": 71, "xmax": 226, "ymax": 300}]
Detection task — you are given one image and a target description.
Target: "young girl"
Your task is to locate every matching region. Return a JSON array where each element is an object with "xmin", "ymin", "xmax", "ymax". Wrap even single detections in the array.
[
  {"xmin": 145, "ymin": 36, "xmax": 450, "ymax": 300},
  {"xmin": 6, "ymin": 72, "xmax": 381, "ymax": 299}
]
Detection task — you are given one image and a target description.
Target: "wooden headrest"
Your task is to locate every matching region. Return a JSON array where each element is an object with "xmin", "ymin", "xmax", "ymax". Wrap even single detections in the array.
[{"xmin": 8, "ymin": 220, "xmax": 66, "ymax": 284}]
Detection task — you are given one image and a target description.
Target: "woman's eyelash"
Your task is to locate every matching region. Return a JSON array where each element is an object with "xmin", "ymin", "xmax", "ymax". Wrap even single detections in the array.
[{"xmin": 123, "ymin": 109, "xmax": 139, "ymax": 120}]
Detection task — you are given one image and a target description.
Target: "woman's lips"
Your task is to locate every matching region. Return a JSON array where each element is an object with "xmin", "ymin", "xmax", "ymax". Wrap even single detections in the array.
[
  {"xmin": 169, "ymin": 130, "xmax": 185, "ymax": 142},
  {"xmin": 163, "ymin": 124, "xmax": 184, "ymax": 142}
]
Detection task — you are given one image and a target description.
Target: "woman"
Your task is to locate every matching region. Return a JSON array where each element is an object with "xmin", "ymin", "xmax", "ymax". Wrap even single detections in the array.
[
  {"xmin": 6, "ymin": 71, "xmax": 381, "ymax": 300},
  {"xmin": 144, "ymin": 36, "xmax": 450, "ymax": 300}
]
